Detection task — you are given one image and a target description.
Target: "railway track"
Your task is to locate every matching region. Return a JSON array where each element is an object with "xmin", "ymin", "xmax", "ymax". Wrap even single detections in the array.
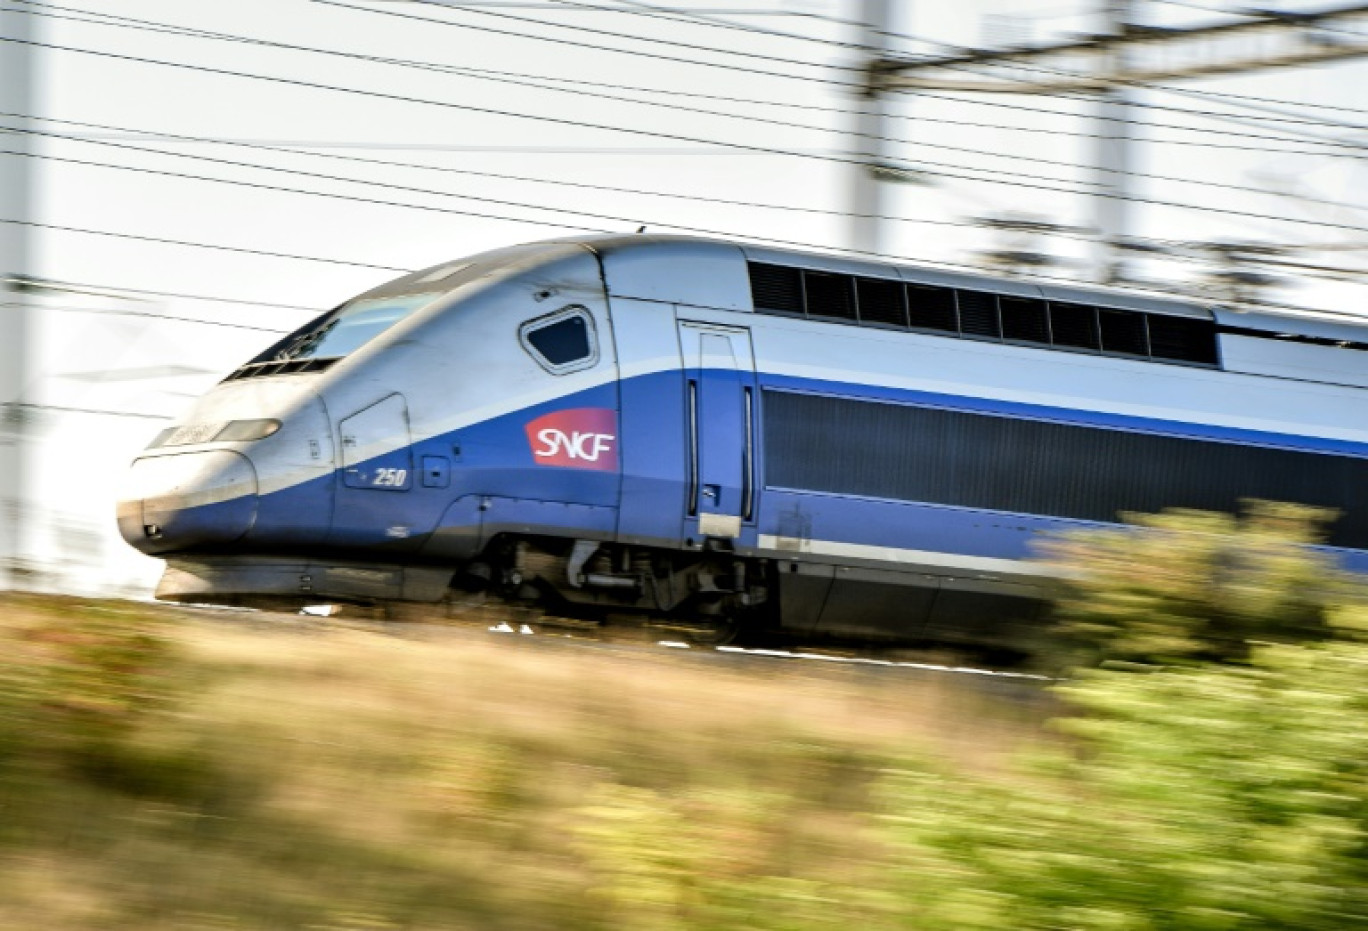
[{"xmin": 175, "ymin": 595, "xmax": 1057, "ymax": 687}]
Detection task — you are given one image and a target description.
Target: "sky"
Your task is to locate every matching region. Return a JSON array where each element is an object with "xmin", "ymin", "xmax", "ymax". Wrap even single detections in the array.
[{"xmin": 3, "ymin": 0, "xmax": 1368, "ymax": 595}]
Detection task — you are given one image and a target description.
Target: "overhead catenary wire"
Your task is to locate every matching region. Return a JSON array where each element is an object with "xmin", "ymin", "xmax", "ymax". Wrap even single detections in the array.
[
  {"xmin": 306, "ymin": 1, "xmax": 1368, "ymax": 156},
  {"xmin": 7, "ymin": 161, "xmax": 1368, "ymax": 315},
  {"xmin": 590, "ymin": 0, "xmax": 1368, "ymax": 144},
  {"xmin": 585, "ymin": 0, "xmax": 1368, "ymax": 144},
  {"xmin": 866, "ymin": 6, "xmax": 1368, "ymax": 153},
  {"xmin": 311, "ymin": 0, "xmax": 863, "ymax": 78},
  {"xmin": 3, "ymin": 113, "xmax": 992, "ymax": 232},
  {"xmin": 306, "ymin": 0, "xmax": 862, "ymax": 87},
  {"xmin": 9, "ymin": 31, "xmax": 1368, "ymax": 239},
  {"xmin": 0, "ymin": 217, "xmax": 412, "ymax": 271},
  {"xmin": 12, "ymin": 0, "xmax": 1368, "ymax": 166},
  {"xmin": 547, "ymin": 0, "xmax": 875, "ymax": 52},
  {"xmin": 16, "ymin": 117, "xmax": 1368, "ymax": 254},
  {"xmin": 15, "ymin": 105, "xmax": 1368, "ymax": 241},
  {"xmin": 5, "ymin": 6, "xmax": 1364, "ymax": 204},
  {"xmin": 5, "ymin": 401, "xmax": 174, "ymax": 420},
  {"xmin": 5, "ymin": 146, "xmax": 1088, "ymax": 260},
  {"xmin": 6, "ymin": 2, "xmax": 1366, "ymax": 314},
  {"xmin": 564, "ymin": 0, "xmax": 1368, "ymax": 144},
  {"xmin": 3, "ymin": 300, "xmax": 295, "ymax": 333}
]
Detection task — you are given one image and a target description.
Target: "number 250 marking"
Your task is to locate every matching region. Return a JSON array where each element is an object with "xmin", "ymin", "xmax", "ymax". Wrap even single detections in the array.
[{"xmin": 372, "ymin": 467, "xmax": 407, "ymax": 487}]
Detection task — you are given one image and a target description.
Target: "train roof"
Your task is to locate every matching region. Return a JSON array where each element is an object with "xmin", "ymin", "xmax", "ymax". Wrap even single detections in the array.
[{"xmin": 558, "ymin": 233, "xmax": 1368, "ymax": 345}]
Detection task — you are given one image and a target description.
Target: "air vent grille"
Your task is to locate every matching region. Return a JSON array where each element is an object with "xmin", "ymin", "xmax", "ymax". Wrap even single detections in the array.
[
  {"xmin": 1000, "ymin": 297, "xmax": 1050, "ymax": 344},
  {"xmin": 804, "ymin": 272, "xmax": 856, "ymax": 321},
  {"xmin": 222, "ymin": 358, "xmax": 338, "ymax": 382},
  {"xmin": 747, "ymin": 263, "xmax": 804, "ymax": 315},
  {"xmin": 856, "ymin": 277, "xmax": 907, "ymax": 327},
  {"xmin": 747, "ymin": 261, "xmax": 1222, "ymax": 368}
]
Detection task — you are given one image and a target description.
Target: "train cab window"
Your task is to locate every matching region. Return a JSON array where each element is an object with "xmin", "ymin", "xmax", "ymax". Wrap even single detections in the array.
[
  {"xmin": 256, "ymin": 291, "xmax": 440, "ymax": 364},
  {"xmin": 520, "ymin": 305, "xmax": 599, "ymax": 374}
]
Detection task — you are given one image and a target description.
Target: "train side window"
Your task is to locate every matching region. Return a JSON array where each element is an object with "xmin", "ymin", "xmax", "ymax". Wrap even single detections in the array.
[{"xmin": 520, "ymin": 305, "xmax": 599, "ymax": 374}]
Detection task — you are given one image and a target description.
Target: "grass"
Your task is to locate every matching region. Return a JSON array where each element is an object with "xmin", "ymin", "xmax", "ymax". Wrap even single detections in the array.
[{"xmin": 0, "ymin": 593, "xmax": 1056, "ymax": 930}]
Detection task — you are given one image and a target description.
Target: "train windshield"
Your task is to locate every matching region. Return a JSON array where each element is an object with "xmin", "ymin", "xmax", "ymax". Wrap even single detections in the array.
[{"xmin": 270, "ymin": 292, "xmax": 440, "ymax": 362}]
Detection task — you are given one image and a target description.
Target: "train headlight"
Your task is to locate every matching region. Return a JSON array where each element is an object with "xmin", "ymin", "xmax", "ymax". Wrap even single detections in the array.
[{"xmin": 152, "ymin": 419, "xmax": 282, "ymax": 447}]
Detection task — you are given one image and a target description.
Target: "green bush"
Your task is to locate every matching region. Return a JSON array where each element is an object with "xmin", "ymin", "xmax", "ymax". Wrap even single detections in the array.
[
  {"xmin": 869, "ymin": 505, "xmax": 1368, "ymax": 929},
  {"xmin": 1035, "ymin": 501, "xmax": 1356, "ymax": 666},
  {"xmin": 876, "ymin": 632, "xmax": 1368, "ymax": 929}
]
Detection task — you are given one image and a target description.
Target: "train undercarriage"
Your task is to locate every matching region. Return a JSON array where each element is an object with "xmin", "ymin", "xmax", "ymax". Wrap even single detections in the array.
[{"xmin": 154, "ymin": 531, "xmax": 1052, "ymax": 661}]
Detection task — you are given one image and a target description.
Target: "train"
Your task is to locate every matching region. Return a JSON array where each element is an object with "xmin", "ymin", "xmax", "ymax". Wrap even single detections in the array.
[{"xmin": 117, "ymin": 234, "xmax": 1368, "ymax": 651}]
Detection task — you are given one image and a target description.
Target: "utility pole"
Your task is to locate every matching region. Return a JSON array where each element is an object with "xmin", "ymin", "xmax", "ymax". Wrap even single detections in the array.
[
  {"xmin": 1092, "ymin": 0, "xmax": 1132, "ymax": 285},
  {"xmin": 847, "ymin": 0, "xmax": 894, "ymax": 256},
  {"xmin": 862, "ymin": 1, "xmax": 1368, "ymax": 284},
  {"xmin": 0, "ymin": 7, "xmax": 34, "ymax": 589}
]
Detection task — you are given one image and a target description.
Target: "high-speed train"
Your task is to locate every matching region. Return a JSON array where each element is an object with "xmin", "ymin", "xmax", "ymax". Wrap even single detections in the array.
[{"xmin": 118, "ymin": 235, "xmax": 1368, "ymax": 649}]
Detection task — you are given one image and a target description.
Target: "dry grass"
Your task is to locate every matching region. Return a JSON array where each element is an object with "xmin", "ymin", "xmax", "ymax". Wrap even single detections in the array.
[{"xmin": 0, "ymin": 594, "xmax": 1056, "ymax": 930}]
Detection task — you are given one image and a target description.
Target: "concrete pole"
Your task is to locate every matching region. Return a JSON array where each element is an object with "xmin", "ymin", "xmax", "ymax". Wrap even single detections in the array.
[
  {"xmin": 0, "ymin": 8, "xmax": 34, "ymax": 588},
  {"xmin": 847, "ymin": 0, "xmax": 895, "ymax": 256},
  {"xmin": 1091, "ymin": 0, "xmax": 1133, "ymax": 285}
]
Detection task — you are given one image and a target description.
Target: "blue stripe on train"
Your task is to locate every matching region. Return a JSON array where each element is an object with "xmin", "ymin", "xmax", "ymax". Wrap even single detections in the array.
[{"xmin": 164, "ymin": 368, "xmax": 1368, "ymax": 570}]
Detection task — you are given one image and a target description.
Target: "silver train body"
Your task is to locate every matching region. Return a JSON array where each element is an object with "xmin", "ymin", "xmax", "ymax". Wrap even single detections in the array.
[{"xmin": 117, "ymin": 235, "xmax": 1368, "ymax": 649}]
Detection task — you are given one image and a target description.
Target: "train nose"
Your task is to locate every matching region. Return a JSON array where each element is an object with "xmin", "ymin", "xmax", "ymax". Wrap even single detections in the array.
[{"xmin": 116, "ymin": 450, "xmax": 259, "ymax": 555}]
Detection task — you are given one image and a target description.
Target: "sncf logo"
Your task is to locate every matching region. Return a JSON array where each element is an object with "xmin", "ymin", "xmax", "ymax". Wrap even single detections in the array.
[{"xmin": 525, "ymin": 408, "xmax": 618, "ymax": 471}]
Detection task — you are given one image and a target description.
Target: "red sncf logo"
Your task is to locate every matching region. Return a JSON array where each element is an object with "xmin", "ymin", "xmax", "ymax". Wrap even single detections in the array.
[{"xmin": 525, "ymin": 408, "xmax": 618, "ymax": 471}]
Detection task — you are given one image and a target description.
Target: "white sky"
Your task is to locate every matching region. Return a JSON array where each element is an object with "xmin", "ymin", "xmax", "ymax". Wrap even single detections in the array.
[{"xmin": 4, "ymin": 0, "xmax": 1368, "ymax": 594}]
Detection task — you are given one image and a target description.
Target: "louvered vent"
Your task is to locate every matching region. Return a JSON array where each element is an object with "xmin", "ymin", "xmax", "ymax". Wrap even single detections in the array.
[
  {"xmin": 907, "ymin": 284, "xmax": 957, "ymax": 332},
  {"xmin": 1100, "ymin": 309, "xmax": 1149, "ymax": 356},
  {"xmin": 805, "ymin": 272, "xmax": 857, "ymax": 321},
  {"xmin": 745, "ymin": 261, "xmax": 1224, "ymax": 369},
  {"xmin": 856, "ymin": 277, "xmax": 906, "ymax": 327},
  {"xmin": 956, "ymin": 291, "xmax": 1000, "ymax": 338},
  {"xmin": 223, "ymin": 358, "xmax": 338, "ymax": 382},
  {"xmin": 1000, "ymin": 297, "xmax": 1050, "ymax": 344},
  {"xmin": 747, "ymin": 263, "xmax": 804, "ymax": 314},
  {"xmin": 1049, "ymin": 303, "xmax": 1100, "ymax": 350},
  {"xmin": 1148, "ymin": 315, "xmax": 1218, "ymax": 364}
]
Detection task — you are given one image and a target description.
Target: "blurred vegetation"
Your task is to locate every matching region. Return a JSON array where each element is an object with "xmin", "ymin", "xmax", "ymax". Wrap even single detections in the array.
[
  {"xmin": 2, "ymin": 503, "xmax": 1367, "ymax": 929},
  {"xmin": 0, "ymin": 593, "xmax": 1047, "ymax": 930},
  {"xmin": 876, "ymin": 629, "xmax": 1368, "ymax": 929},
  {"xmin": 1035, "ymin": 500, "xmax": 1356, "ymax": 667}
]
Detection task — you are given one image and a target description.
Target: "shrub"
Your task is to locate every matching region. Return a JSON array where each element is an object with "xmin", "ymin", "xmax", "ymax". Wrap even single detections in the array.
[
  {"xmin": 1035, "ymin": 501, "xmax": 1356, "ymax": 666},
  {"xmin": 876, "ymin": 632, "xmax": 1368, "ymax": 929}
]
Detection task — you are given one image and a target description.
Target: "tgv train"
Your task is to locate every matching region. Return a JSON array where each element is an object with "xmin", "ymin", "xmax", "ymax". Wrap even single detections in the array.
[{"xmin": 118, "ymin": 235, "xmax": 1368, "ymax": 649}]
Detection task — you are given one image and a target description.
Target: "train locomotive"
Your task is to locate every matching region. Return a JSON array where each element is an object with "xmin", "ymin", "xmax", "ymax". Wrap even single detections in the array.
[{"xmin": 117, "ymin": 235, "xmax": 1368, "ymax": 650}]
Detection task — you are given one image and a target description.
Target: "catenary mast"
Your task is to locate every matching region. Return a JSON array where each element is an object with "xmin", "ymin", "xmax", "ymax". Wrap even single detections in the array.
[
  {"xmin": 0, "ymin": 7, "xmax": 35, "ymax": 589},
  {"xmin": 849, "ymin": 1, "xmax": 1368, "ymax": 283}
]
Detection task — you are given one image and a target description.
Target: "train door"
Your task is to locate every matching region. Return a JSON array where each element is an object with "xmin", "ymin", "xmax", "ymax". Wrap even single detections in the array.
[
  {"xmin": 677, "ymin": 321, "xmax": 758, "ymax": 548},
  {"xmin": 329, "ymin": 393, "xmax": 421, "ymax": 550}
]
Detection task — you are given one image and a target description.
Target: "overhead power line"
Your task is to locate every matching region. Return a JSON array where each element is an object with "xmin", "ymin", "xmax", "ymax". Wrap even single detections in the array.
[
  {"xmin": 310, "ymin": 0, "xmax": 1368, "ymax": 154},
  {"xmin": 14, "ymin": 132, "xmax": 1368, "ymax": 295},
  {"xmin": 9, "ymin": 33, "xmax": 1368, "ymax": 237},
  {"xmin": 7, "ymin": 5, "xmax": 1365, "ymax": 207},
  {"xmin": 308, "ymin": 0, "xmax": 861, "ymax": 87},
  {"xmin": 7, "ymin": 275, "xmax": 321, "ymax": 312},
  {"xmin": 13, "ymin": 0, "xmax": 1368, "ymax": 165},
  {"xmin": 3, "ymin": 300, "xmax": 295, "ymax": 333},
  {"xmin": 18, "ymin": 117, "xmax": 1368, "ymax": 244},
  {"xmin": 0, "ymin": 218, "xmax": 412, "ymax": 271},
  {"xmin": 29, "ymin": 0, "xmax": 1349, "ymax": 141},
  {"xmin": 541, "ymin": 0, "xmax": 875, "ymax": 53},
  {"xmin": 319, "ymin": 0, "xmax": 860, "ymax": 75},
  {"xmin": 9, "ymin": 402, "xmax": 173, "ymax": 421},
  {"xmin": 4, "ymin": 113, "xmax": 991, "ymax": 231},
  {"xmin": 25, "ymin": 110, "xmax": 1368, "ymax": 287}
]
